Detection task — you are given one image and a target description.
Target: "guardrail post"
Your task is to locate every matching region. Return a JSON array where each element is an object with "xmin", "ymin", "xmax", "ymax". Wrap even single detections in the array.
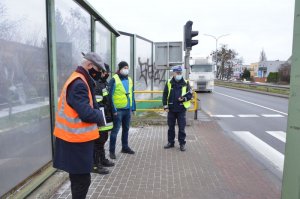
[{"xmin": 194, "ymin": 91, "xmax": 198, "ymax": 120}]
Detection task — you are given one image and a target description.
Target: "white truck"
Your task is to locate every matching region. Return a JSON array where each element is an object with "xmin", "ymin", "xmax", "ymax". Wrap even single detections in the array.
[{"xmin": 189, "ymin": 58, "xmax": 214, "ymax": 92}]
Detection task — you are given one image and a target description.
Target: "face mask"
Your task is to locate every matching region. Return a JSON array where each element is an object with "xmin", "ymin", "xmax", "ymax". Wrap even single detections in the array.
[
  {"xmin": 120, "ymin": 68, "xmax": 129, "ymax": 76},
  {"xmin": 88, "ymin": 68, "xmax": 101, "ymax": 81},
  {"xmin": 175, "ymin": 75, "xmax": 182, "ymax": 81}
]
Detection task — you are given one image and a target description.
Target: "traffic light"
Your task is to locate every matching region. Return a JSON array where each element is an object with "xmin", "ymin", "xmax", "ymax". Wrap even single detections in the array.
[{"xmin": 184, "ymin": 20, "xmax": 198, "ymax": 51}]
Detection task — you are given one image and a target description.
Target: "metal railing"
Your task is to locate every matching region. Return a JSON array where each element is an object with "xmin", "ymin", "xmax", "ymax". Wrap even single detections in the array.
[
  {"xmin": 215, "ymin": 80, "xmax": 290, "ymax": 96},
  {"xmin": 134, "ymin": 90, "xmax": 199, "ymax": 120}
]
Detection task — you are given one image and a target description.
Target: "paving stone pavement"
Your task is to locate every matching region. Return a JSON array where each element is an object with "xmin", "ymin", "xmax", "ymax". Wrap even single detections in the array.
[{"xmin": 49, "ymin": 119, "xmax": 281, "ymax": 199}]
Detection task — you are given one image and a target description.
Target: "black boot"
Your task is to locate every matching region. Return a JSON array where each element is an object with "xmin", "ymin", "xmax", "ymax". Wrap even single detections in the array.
[
  {"xmin": 109, "ymin": 151, "xmax": 116, "ymax": 159},
  {"xmin": 164, "ymin": 143, "xmax": 174, "ymax": 149},
  {"xmin": 92, "ymin": 163, "xmax": 109, "ymax": 175},
  {"xmin": 180, "ymin": 144, "xmax": 186, "ymax": 151},
  {"xmin": 100, "ymin": 151, "xmax": 115, "ymax": 167},
  {"xmin": 93, "ymin": 150, "xmax": 109, "ymax": 174}
]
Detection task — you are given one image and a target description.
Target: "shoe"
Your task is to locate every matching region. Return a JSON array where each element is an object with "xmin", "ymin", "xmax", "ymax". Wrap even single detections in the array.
[
  {"xmin": 100, "ymin": 151, "xmax": 115, "ymax": 167},
  {"xmin": 101, "ymin": 158, "xmax": 115, "ymax": 167},
  {"xmin": 109, "ymin": 152, "xmax": 116, "ymax": 159},
  {"xmin": 121, "ymin": 147, "xmax": 135, "ymax": 154},
  {"xmin": 92, "ymin": 165, "xmax": 109, "ymax": 175},
  {"xmin": 180, "ymin": 144, "xmax": 186, "ymax": 151},
  {"xmin": 164, "ymin": 143, "xmax": 174, "ymax": 149}
]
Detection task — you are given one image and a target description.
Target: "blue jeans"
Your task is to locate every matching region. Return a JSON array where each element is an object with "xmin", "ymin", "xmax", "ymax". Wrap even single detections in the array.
[{"xmin": 109, "ymin": 109, "xmax": 131, "ymax": 153}]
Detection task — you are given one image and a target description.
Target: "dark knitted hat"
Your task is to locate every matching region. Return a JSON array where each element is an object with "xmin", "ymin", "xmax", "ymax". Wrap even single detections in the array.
[
  {"xmin": 118, "ymin": 61, "xmax": 129, "ymax": 70},
  {"xmin": 104, "ymin": 63, "xmax": 110, "ymax": 73}
]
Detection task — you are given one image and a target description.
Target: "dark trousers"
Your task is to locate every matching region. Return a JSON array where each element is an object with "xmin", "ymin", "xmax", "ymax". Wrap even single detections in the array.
[
  {"xmin": 94, "ymin": 131, "xmax": 109, "ymax": 156},
  {"xmin": 69, "ymin": 173, "xmax": 91, "ymax": 199},
  {"xmin": 167, "ymin": 111, "xmax": 186, "ymax": 145},
  {"xmin": 109, "ymin": 109, "xmax": 131, "ymax": 153}
]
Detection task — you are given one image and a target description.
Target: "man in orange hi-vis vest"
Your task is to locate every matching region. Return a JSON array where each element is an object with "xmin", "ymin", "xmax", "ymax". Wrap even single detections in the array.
[{"xmin": 53, "ymin": 52, "xmax": 106, "ymax": 199}]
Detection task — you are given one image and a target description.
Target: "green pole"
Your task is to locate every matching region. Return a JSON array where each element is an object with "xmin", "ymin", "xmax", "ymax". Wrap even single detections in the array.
[
  {"xmin": 91, "ymin": 16, "xmax": 95, "ymax": 52},
  {"xmin": 281, "ymin": 0, "xmax": 300, "ymax": 198},
  {"xmin": 111, "ymin": 33, "xmax": 117, "ymax": 74},
  {"xmin": 46, "ymin": 0, "xmax": 58, "ymax": 156}
]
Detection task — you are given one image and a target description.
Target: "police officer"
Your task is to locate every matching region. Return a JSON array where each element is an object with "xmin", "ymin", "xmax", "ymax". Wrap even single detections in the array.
[
  {"xmin": 162, "ymin": 65, "xmax": 192, "ymax": 151},
  {"xmin": 91, "ymin": 63, "xmax": 115, "ymax": 175}
]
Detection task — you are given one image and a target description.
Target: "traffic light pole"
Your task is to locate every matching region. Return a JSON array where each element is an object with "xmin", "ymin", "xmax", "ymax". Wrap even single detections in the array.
[
  {"xmin": 281, "ymin": 0, "xmax": 300, "ymax": 198},
  {"xmin": 185, "ymin": 49, "xmax": 191, "ymax": 80}
]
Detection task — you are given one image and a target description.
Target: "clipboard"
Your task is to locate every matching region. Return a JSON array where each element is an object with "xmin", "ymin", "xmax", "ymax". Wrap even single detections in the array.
[{"xmin": 98, "ymin": 107, "xmax": 107, "ymax": 126}]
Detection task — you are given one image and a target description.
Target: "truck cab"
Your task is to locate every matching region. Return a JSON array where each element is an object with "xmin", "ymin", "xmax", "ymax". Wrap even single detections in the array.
[{"xmin": 189, "ymin": 59, "xmax": 214, "ymax": 92}]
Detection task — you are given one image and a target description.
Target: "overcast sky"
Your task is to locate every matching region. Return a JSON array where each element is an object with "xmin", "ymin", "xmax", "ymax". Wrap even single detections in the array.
[{"xmin": 88, "ymin": 0, "xmax": 295, "ymax": 65}]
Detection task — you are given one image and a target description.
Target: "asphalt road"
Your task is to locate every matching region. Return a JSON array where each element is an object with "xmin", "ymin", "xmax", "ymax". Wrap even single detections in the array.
[{"xmin": 197, "ymin": 86, "xmax": 288, "ymax": 179}]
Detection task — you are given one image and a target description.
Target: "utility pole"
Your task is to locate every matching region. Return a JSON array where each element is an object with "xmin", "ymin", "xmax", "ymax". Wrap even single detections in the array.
[
  {"xmin": 204, "ymin": 34, "xmax": 230, "ymax": 76},
  {"xmin": 184, "ymin": 49, "xmax": 191, "ymax": 79},
  {"xmin": 281, "ymin": 0, "xmax": 300, "ymax": 198}
]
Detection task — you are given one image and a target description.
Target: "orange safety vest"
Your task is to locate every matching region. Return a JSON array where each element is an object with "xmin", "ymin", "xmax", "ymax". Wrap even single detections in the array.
[{"xmin": 53, "ymin": 71, "xmax": 99, "ymax": 143}]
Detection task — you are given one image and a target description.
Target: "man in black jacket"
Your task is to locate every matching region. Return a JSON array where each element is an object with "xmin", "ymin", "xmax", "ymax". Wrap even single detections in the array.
[
  {"xmin": 91, "ymin": 63, "xmax": 115, "ymax": 174},
  {"xmin": 162, "ymin": 65, "xmax": 192, "ymax": 151}
]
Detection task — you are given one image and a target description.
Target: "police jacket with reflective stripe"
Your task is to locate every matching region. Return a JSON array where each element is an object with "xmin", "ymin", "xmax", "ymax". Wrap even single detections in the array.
[
  {"xmin": 162, "ymin": 77, "xmax": 192, "ymax": 112},
  {"xmin": 95, "ymin": 79, "xmax": 113, "ymax": 125}
]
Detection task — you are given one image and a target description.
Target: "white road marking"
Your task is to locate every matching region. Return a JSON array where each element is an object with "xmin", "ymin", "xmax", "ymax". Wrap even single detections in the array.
[
  {"xmin": 238, "ymin": 114, "xmax": 259, "ymax": 117},
  {"xmin": 262, "ymin": 114, "xmax": 284, "ymax": 118},
  {"xmin": 266, "ymin": 131, "xmax": 286, "ymax": 143},
  {"xmin": 232, "ymin": 131, "xmax": 284, "ymax": 172},
  {"xmin": 215, "ymin": 91, "xmax": 288, "ymax": 116},
  {"xmin": 210, "ymin": 115, "xmax": 235, "ymax": 118}
]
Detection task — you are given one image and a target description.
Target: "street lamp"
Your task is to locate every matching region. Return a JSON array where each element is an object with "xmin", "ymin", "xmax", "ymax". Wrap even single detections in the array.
[{"xmin": 204, "ymin": 34, "xmax": 230, "ymax": 74}]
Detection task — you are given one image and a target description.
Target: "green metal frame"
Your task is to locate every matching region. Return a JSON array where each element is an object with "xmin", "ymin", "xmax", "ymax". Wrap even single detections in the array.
[
  {"xmin": 46, "ymin": 0, "xmax": 58, "ymax": 155},
  {"xmin": 281, "ymin": 0, "xmax": 300, "ymax": 198},
  {"xmin": 6, "ymin": 0, "xmax": 120, "ymax": 197},
  {"xmin": 111, "ymin": 33, "xmax": 117, "ymax": 75},
  {"xmin": 131, "ymin": 34, "xmax": 136, "ymax": 83},
  {"xmin": 91, "ymin": 16, "xmax": 96, "ymax": 51},
  {"xmin": 75, "ymin": 0, "xmax": 120, "ymax": 36}
]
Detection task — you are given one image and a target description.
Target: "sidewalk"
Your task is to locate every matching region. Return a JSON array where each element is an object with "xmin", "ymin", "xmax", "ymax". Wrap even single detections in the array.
[{"xmin": 47, "ymin": 114, "xmax": 281, "ymax": 199}]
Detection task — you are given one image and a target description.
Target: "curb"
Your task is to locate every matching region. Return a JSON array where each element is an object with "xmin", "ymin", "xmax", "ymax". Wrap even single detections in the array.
[{"xmin": 26, "ymin": 170, "xmax": 68, "ymax": 199}]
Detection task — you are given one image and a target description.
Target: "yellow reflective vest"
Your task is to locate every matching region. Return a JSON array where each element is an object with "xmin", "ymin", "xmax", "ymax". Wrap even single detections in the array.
[
  {"xmin": 167, "ymin": 79, "xmax": 191, "ymax": 109},
  {"xmin": 112, "ymin": 74, "xmax": 133, "ymax": 109}
]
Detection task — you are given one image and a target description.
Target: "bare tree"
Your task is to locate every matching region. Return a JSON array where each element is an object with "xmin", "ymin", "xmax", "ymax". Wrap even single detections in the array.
[
  {"xmin": 278, "ymin": 62, "xmax": 291, "ymax": 83},
  {"xmin": 259, "ymin": 49, "xmax": 267, "ymax": 62},
  {"xmin": 212, "ymin": 45, "xmax": 238, "ymax": 80}
]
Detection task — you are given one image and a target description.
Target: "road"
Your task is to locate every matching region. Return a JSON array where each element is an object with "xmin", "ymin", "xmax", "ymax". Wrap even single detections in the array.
[{"xmin": 197, "ymin": 86, "xmax": 288, "ymax": 179}]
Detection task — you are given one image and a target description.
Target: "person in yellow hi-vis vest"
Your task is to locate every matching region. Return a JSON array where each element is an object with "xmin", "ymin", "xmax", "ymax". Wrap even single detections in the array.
[
  {"xmin": 162, "ymin": 65, "xmax": 192, "ymax": 151},
  {"xmin": 108, "ymin": 61, "xmax": 136, "ymax": 159}
]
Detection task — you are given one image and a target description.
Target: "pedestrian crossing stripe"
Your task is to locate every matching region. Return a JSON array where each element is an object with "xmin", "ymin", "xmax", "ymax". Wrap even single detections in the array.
[
  {"xmin": 232, "ymin": 131, "xmax": 284, "ymax": 172},
  {"xmin": 210, "ymin": 115, "xmax": 235, "ymax": 118},
  {"xmin": 238, "ymin": 114, "xmax": 259, "ymax": 117},
  {"xmin": 266, "ymin": 131, "xmax": 286, "ymax": 143},
  {"xmin": 261, "ymin": 114, "xmax": 284, "ymax": 117}
]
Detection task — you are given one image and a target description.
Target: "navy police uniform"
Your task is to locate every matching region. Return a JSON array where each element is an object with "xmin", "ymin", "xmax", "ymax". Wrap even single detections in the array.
[{"xmin": 162, "ymin": 65, "xmax": 192, "ymax": 151}]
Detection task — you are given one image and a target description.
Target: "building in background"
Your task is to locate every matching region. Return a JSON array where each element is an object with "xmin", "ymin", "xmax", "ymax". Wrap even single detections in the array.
[
  {"xmin": 258, "ymin": 60, "xmax": 285, "ymax": 78},
  {"xmin": 249, "ymin": 62, "xmax": 259, "ymax": 78}
]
